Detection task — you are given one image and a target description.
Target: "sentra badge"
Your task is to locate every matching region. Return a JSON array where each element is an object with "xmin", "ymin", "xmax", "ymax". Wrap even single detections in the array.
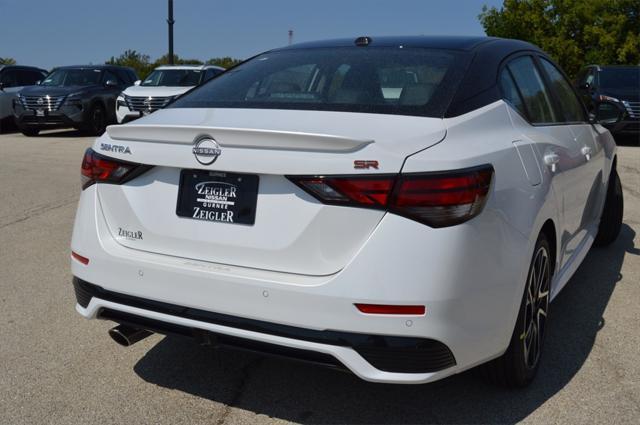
[
  {"xmin": 101, "ymin": 143, "xmax": 132, "ymax": 154},
  {"xmin": 192, "ymin": 136, "xmax": 222, "ymax": 165}
]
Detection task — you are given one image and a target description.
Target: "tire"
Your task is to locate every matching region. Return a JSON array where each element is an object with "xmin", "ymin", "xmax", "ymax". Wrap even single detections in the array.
[
  {"xmin": 82, "ymin": 103, "xmax": 107, "ymax": 136},
  {"xmin": 19, "ymin": 127, "xmax": 40, "ymax": 137},
  {"xmin": 594, "ymin": 169, "xmax": 623, "ymax": 247},
  {"xmin": 481, "ymin": 233, "xmax": 552, "ymax": 387}
]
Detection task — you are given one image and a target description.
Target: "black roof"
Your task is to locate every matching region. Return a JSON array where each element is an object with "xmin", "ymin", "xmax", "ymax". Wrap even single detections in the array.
[
  {"xmin": 52, "ymin": 64, "xmax": 131, "ymax": 70},
  {"xmin": 0, "ymin": 64, "xmax": 47, "ymax": 72},
  {"xmin": 278, "ymin": 35, "xmax": 539, "ymax": 53}
]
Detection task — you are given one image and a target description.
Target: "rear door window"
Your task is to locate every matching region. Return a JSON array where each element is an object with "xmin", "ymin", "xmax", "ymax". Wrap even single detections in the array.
[
  {"xmin": 499, "ymin": 69, "xmax": 527, "ymax": 117},
  {"xmin": 506, "ymin": 56, "xmax": 558, "ymax": 124},
  {"xmin": 539, "ymin": 58, "xmax": 586, "ymax": 123}
]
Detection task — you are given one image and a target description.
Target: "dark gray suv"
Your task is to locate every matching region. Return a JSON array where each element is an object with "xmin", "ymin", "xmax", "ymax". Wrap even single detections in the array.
[{"xmin": 13, "ymin": 65, "xmax": 138, "ymax": 136}]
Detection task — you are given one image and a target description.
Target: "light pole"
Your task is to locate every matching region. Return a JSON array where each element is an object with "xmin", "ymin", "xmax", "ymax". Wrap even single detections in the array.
[{"xmin": 167, "ymin": 0, "xmax": 175, "ymax": 64}]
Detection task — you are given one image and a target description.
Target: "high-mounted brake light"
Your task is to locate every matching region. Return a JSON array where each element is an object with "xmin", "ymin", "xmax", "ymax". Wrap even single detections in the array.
[
  {"xmin": 288, "ymin": 165, "xmax": 493, "ymax": 228},
  {"xmin": 80, "ymin": 148, "xmax": 151, "ymax": 190}
]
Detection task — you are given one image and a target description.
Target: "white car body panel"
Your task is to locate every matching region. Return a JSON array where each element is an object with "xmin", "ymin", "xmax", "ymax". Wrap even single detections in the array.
[{"xmin": 95, "ymin": 109, "xmax": 447, "ymax": 274}]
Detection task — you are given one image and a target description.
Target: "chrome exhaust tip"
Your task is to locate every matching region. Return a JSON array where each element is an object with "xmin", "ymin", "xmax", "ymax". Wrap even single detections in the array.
[{"xmin": 108, "ymin": 324, "xmax": 152, "ymax": 347}]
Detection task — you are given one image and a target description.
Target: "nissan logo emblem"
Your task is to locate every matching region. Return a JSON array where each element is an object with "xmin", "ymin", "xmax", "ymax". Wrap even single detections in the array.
[{"xmin": 192, "ymin": 136, "xmax": 222, "ymax": 165}]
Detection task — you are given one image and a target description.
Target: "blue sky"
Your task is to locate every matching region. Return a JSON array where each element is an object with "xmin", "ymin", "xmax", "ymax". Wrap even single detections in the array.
[{"xmin": 0, "ymin": 0, "xmax": 503, "ymax": 70}]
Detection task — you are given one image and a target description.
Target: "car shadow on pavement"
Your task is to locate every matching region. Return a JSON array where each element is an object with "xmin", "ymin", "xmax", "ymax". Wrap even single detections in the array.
[{"xmin": 133, "ymin": 224, "xmax": 636, "ymax": 424}]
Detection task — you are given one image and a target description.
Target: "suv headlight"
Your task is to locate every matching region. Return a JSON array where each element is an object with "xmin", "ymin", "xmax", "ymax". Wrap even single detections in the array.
[{"xmin": 117, "ymin": 94, "xmax": 127, "ymax": 109}]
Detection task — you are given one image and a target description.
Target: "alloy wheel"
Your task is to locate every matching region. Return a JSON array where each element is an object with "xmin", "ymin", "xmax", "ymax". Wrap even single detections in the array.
[{"xmin": 523, "ymin": 245, "xmax": 550, "ymax": 369}]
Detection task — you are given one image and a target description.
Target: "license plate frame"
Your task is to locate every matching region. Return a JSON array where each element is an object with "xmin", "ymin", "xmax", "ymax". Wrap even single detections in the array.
[{"xmin": 176, "ymin": 170, "xmax": 259, "ymax": 226}]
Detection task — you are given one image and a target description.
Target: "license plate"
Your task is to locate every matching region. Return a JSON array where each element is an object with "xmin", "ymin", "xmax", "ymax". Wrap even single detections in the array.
[
  {"xmin": 35, "ymin": 110, "xmax": 44, "ymax": 117},
  {"xmin": 176, "ymin": 170, "xmax": 259, "ymax": 225}
]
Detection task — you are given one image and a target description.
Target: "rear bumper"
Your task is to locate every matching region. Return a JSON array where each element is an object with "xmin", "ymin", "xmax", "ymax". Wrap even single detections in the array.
[
  {"xmin": 74, "ymin": 277, "xmax": 456, "ymax": 375},
  {"xmin": 71, "ymin": 183, "xmax": 532, "ymax": 383}
]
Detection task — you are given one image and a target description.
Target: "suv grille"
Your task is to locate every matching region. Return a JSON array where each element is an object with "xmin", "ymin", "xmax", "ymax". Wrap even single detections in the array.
[
  {"xmin": 125, "ymin": 95, "xmax": 172, "ymax": 112},
  {"xmin": 623, "ymin": 101, "xmax": 640, "ymax": 119},
  {"xmin": 20, "ymin": 95, "xmax": 65, "ymax": 111}
]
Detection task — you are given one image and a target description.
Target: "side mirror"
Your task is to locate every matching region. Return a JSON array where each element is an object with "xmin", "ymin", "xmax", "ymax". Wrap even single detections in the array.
[
  {"xmin": 594, "ymin": 101, "xmax": 624, "ymax": 125},
  {"xmin": 0, "ymin": 82, "xmax": 4, "ymax": 91},
  {"xmin": 134, "ymin": 80, "xmax": 141, "ymax": 86},
  {"xmin": 35, "ymin": 80, "xmax": 41, "ymax": 85},
  {"xmin": 105, "ymin": 79, "xmax": 118, "ymax": 87},
  {"xmin": 588, "ymin": 112, "xmax": 597, "ymax": 124},
  {"xmin": 578, "ymin": 82, "xmax": 591, "ymax": 91}
]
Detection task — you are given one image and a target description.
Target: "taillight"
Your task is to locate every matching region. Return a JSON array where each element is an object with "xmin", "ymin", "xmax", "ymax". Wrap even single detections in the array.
[
  {"xmin": 288, "ymin": 165, "xmax": 493, "ymax": 228},
  {"xmin": 80, "ymin": 148, "xmax": 151, "ymax": 190}
]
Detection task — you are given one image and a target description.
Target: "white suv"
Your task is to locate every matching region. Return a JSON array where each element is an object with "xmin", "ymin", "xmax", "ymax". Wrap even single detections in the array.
[
  {"xmin": 72, "ymin": 36, "xmax": 622, "ymax": 387},
  {"xmin": 115, "ymin": 65, "xmax": 225, "ymax": 123}
]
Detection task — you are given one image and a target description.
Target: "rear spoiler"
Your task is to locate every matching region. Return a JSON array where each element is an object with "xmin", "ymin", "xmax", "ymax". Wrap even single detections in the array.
[{"xmin": 107, "ymin": 124, "xmax": 374, "ymax": 153}]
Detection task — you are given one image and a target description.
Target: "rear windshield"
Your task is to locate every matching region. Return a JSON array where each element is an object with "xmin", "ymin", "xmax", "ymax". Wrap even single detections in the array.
[
  {"xmin": 170, "ymin": 47, "xmax": 467, "ymax": 117},
  {"xmin": 599, "ymin": 68, "xmax": 640, "ymax": 90},
  {"xmin": 142, "ymin": 69, "xmax": 203, "ymax": 87}
]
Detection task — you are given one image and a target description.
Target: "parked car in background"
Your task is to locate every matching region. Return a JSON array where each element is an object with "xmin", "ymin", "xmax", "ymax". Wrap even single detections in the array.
[
  {"xmin": 575, "ymin": 65, "xmax": 640, "ymax": 140},
  {"xmin": 72, "ymin": 36, "xmax": 622, "ymax": 388},
  {"xmin": 13, "ymin": 65, "xmax": 138, "ymax": 136},
  {"xmin": 116, "ymin": 65, "xmax": 225, "ymax": 123},
  {"xmin": 0, "ymin": 65, "xmax": 47, "ymax": 132}
]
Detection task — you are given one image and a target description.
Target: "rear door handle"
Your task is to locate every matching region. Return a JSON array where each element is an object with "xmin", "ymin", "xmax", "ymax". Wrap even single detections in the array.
[
  {"xmin": 581, "ymin": 146, "xmax": 592, "ymax": 161},
  {"xmin": 544, "ymin": 152, "xmax": 560, "ymax": 172}
]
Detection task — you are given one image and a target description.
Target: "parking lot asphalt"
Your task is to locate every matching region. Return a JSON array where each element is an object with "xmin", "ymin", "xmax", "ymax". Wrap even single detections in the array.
[{"xmin": 0, "ymin": 130, "xmax": 639, "ymax": 425}]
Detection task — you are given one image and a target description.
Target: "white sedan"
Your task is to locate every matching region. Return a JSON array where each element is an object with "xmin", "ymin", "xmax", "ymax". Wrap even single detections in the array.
[{"xmin": 71, "ymin": 36, "xmax": 623, "ymax": 387}]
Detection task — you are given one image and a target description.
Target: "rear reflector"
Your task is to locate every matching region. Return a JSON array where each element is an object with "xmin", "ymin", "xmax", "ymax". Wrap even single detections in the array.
[
  {"xmin": 71, "ymin": 251, "xmax": 89, "ymax": 265},
  {"xmin": 288, "ymin": 165, "xmax": 493, "ymax": 227},
  {"xmin": 355, "ymin": 304, "xmax": 426, "ymax": 315},
  {"xmin": 80, "ymin": 148, "xmax": 152, "ymax": 190}
]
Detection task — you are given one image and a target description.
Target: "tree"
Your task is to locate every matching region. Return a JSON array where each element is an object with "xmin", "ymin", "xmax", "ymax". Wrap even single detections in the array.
[
  {"xmin": 153, "ymin": 54, "xmax": 203, "ymax": 67},
  {"xmin": 106, "ymin": 49, "xmax": 153, "ymax": 79},
  {"xmin": 479, "ymin": 0, "xmax": 640, "ymax": 78},
  {"xmin": 105, "ymin": 51, "xmax": 245, "ymax": 79},
  {"xmin": 206, "ymin": 57, "xmax": 243, "ymax": 69},
  {"xmin": 0, "ymin": 57, "xmax": 17, "ymax": 65}
]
